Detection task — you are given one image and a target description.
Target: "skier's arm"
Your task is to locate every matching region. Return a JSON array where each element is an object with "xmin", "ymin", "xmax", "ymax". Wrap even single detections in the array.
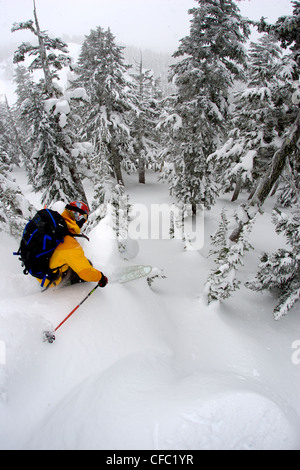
[{"xmin": 63, "ymin": 237, "xmax": 103, "ymax": 283}]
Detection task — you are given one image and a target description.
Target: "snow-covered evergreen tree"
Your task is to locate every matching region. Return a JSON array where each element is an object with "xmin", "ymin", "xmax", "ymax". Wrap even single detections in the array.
[
  {"xmin": 246, "ymin": 207, "xmax": 300, "ymax": 319},
  {"xmin": 0, "ymin": 146, "xmax": 33, "ymax": 238},
  {"xmin": 90, "ymin": 144, "xmax": 114, "ymax": 223},
  {"xmin": 109, "ymin": 184, "xmax": 131, "ymax": 253},
  {"xmin": 130, "ymin": 58, "xmax": 161, "ymax": 184},
  {"xmin": 206, "ymin": 2, "xmax": 300, "ymax": 310},
  {"xmin": 205, "ymin": 205, "xmax": 255, "ymax": 303},
  {"xmin": 255, "ymin": 1, "xmax": 300, "ymax": 209},
  {"xmin": 13, "ymin": 66, "xmax": 36, "ymax": 168},
  {"xmin": 0, "ymin": 99, "xmax": 21, "ymax": 167},
  {"xmin": 209, "ymin": 34, "xmax": 290, "ymax": 202},
  {"xmin": 12, "ymin": 1, "xmax": 87, "ymax": 205},
  {"xmin": 259, "ymin": 1, "xmax": 300, "ymax": 67},
  {"xmin": 11, "ymin": 0, "xmax": 71, "ymax": 98},
  {"xmin": 277, "ymin": 155, "xmax": 300, "ymax": 208},
  {"xmin": 73, "ymin": 26, "xmax": 135, "ymax": 188},
  {"xmin": 208, "ymin": 208, "xmax": 230, "ymax": 260},
  {"xmin": 162, "ymin": 0, "xmax": 250, "ymax": 212}
]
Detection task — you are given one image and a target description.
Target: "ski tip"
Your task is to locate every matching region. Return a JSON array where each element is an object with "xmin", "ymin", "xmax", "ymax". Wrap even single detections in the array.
[{"xmin": 43, "ymin": 331, "xmax": 56, "ymax": 344}]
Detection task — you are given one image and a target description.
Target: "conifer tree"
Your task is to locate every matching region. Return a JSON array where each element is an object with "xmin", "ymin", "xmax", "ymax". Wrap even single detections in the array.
[
  {"xmin": 206, "ymin": 206, "xmax": 255, "ymax": 303},
  {"xmin": 12, "ymin": 0, "xmax": 71, "ymax": 98},
  {"xmin": 0, "ymin": 146, "xmax": 33, "ymax": 238},
  {"xmin": 206, "ymin": 3, "xmax": 300, "ymax": 313},
  {"xmin": 163, "ymin": 0, "xmax": 250, "ymax": 212},
  {"xmin": 0, "ymin": 99, "xmax": 20, "ymax": 167},
  {"xmin": 210, "ymin": 35, "xmax": 290, "ymax": 202},
  {"xmin": 130, "ymin": 58, "xmax": 160, "ymax": 184},
  {"xmin": 256, "ymin": 0, "xmax": 300, "ymax": 208},
  {"xmin": 246, "ymin": 207, "xmax": 300, "ymax": 319},
  {"xmin": 90, "ymin": 144, "xmax": 114, "ymax": 223},
  {"xmin": 0, "ymin": 95, "xmax": 34, "ymax": 237},
  {"xmin": 73, "ymin": 26, "xmax": 135, "ymax": 188},
  {"xmin": 259, "ymin": 1, "xmax": 300, "ymax": 67},
  {"xmin": 12, "ymin": 0, "xmax": 87, "ymax": 205},
  {"xmin": 13, "ymin": 65, "xmax": 45, "ymax": 183},
  {"xmin": 12, "ymin": 66, "xmax": 34, "ymax": 164}
]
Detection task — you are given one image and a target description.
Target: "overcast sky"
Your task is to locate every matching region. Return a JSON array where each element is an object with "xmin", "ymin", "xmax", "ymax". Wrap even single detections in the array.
[{"xmin": 0, "ymin": 0, "xmax": 295, "ymax": 54}]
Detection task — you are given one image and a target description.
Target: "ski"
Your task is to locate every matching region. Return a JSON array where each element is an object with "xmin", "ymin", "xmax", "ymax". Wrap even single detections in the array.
[{"xmin": 110, "ymin": 265, "xmax": 152, "ymax": 284}]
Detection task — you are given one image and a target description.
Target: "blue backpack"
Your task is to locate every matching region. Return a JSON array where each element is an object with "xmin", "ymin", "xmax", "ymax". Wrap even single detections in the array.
[{"xmin": 14, "ymin": 209, "xmax": 69, "ymax": 287}]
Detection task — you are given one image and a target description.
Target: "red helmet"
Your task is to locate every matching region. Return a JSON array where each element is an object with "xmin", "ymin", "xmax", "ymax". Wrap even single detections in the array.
[{"xmin": 66, "ymin": 201, "xmax": 90, "ymax": 227}]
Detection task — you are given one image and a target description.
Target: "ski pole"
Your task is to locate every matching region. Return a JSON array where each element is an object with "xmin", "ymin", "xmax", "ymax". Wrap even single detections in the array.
[{"xmin": 43, "ymin": 284, "xmax": 99, "ymax": 343}]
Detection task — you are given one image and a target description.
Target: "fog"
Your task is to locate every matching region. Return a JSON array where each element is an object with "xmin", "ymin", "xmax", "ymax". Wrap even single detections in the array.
[{"xmin": 0, "ymin": 0, "xmax": 294, "ymax": 54}]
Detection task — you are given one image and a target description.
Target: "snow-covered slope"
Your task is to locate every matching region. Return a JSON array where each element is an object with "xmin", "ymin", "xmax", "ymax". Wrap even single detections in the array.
[{"xmin": 0, "ymin": 172, "xmax": 299, "ymax": 450}]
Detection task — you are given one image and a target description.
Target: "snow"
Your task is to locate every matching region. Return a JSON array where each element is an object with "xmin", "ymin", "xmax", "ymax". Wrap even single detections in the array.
[
  {"xmin": 44, "ymin": 98, "xmax": 71, "ymax": 118},
  {"xmin": 71, "ymin": 142, "xmax": 94, "ymax": 158},
  {"xmin": 232, "ymin": 149, "xmax": 256, "ymax": 178},
  {"xmin": 158, "ymin": 113, "xmax": 183, "ymax": 131},
  {"xmin": 58, "ymin": 114, "xmax": 66, "ymax": 128},
  {"xmin": 69, "ymin": 87, "xmax": 89, "ymax": 101},
  {"xmin": 110, "ymin": 112, "xmax": 130, "ymax": 135},
  {"xmin": 0, "ymin": 171, "xmax": 300, "ymax": 450},
  {"xmin": 54, "ymin": 100, "xmax": 70, "ymax": 116},
  {"xmin": 44, "ymin": 98, "xmax": 57, "ymax": 114}
]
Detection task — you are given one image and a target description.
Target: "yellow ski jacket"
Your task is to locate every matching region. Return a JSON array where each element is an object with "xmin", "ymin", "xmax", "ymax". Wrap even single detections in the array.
[{"xmin": 40, "ymin": 209, "xmax": 103, "ymax": 288}]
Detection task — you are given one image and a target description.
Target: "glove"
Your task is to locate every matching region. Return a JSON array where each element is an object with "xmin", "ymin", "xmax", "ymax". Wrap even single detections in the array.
[{"xmin": 98, "ymin": 273, "xmax": 108, "ymax": 288}]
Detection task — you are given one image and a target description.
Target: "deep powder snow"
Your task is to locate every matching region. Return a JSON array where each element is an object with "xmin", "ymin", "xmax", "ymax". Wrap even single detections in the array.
[{"xmin": 0, "ymin": 171, "xmax": 299, "ymax": 450}]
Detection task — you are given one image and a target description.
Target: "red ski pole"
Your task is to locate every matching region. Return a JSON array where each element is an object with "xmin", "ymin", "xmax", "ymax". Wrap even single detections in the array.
[{"xmin": 43, "ymin": 284, "xmax": 99, "ymax": 343}]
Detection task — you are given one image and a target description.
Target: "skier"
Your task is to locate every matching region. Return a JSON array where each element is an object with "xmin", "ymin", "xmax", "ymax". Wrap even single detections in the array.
[{"xmin": 39, "ymin": 201, "xmax": 108, "ymax": 289}]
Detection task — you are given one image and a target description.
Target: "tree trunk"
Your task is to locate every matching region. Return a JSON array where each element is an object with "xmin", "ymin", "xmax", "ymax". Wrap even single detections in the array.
[
  {"xmin": 137, "ymin": 57, "xmax": 146, "ymax": 184},
  {"xmin": 231, "ymin": 174, "xmax": 242, "ymax": 202},
  {"xmin": 270, "ymin": 179, "xmax": 280, "ymax": 197},
  {"xmin": 248, "ymin": 180, "xmax": 260, "ymax": 201},
  {"xmin": 106, "ymin": 106, "xmax": 124, "ymax": 186},
  {"xmin": 33, "ymin": 0, "xmax": 53, "ymax": 97},
  {"xmin": 111, "ymin": 141, "xmax": 124, "ymax": 186},
  {"xmin": 139, "ymin": 150, "xmax": 146, "ymax": 184},
  {"xmin": 251, "ymin": 113, "xmax": 300, "ymax": 207},
  {"xmin": 69, "ymin": 165, "xmax": 88, "ymax": 204}
]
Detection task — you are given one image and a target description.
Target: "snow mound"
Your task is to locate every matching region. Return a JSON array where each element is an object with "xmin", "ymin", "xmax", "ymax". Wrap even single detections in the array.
[
  {"xmin": 23, "ymin": 351, "xmax": 298, "ymax": 450},
  {"xmin": 156, "ymin": 386, "xmax": 297, "ymax": 451}
]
